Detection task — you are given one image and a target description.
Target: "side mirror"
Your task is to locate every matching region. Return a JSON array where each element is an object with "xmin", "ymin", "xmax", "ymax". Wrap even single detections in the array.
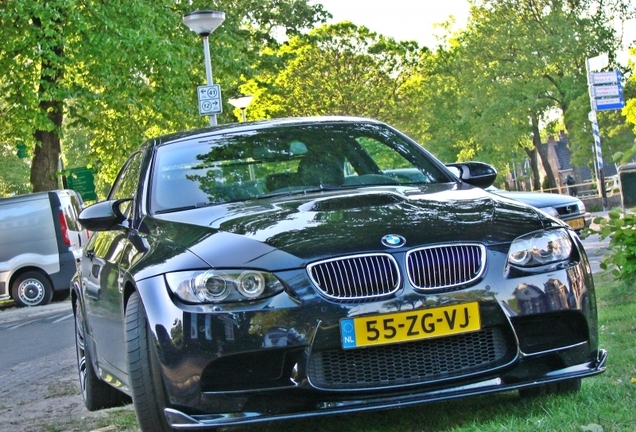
[
  {"xmin": 78, "ymin": 199, "xmax": 130, "ymax": 232},
  {"xmin": 446, "ymin": 162, "xmax": 497, "ymax": 188}
]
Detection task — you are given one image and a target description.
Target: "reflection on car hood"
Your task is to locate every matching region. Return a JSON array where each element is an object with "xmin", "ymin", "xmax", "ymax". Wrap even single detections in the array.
[
  {"xmin": 148, "ymin": 184, "xmax": 551, "ymax": 269},
  {"xmin": 489, "ymin": 190, "xmax": 581, "ymax": 209}
]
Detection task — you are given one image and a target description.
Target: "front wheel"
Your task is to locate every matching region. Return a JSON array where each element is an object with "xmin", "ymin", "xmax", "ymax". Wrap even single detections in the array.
[
  {"xmin": 74, "ymin": 304, "xmax": 130, "ymax": 410},
  {"xmin": 126, "ymin": 291, "xmax": 173, "ymax": 432},
  {"xmin": 11, "ymin": 271, "xmax": 53, "ymax": 307}
]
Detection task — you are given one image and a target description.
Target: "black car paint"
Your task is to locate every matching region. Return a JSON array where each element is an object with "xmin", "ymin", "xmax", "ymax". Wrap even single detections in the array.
[{"xmin": 73, "ymin": 117, "xmax": 605, "ymax": 430}]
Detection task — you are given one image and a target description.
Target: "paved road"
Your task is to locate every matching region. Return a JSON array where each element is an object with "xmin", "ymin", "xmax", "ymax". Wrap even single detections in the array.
[
  {"xmin": 0, "ymin": 300, "xmax": 74, "ymax": 374},
  {"xmin": 581, "ymin": 210, "xmax": 612, "ymax": 274}
]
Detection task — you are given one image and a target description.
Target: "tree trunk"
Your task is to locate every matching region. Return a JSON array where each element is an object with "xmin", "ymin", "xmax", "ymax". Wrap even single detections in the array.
[
  {"xmin": 30, "ymin": 14, "xmax": 65, "ymax": 193},
  {"xmin": 31, "ymin": 106, "xmax": 63, "ymax": 192},
  {"xmin": 524, "ymin": 147, "xmax": 541, "ymax": 191},
  {"xmin": 532, "ymin": 115, "xmax": 557, "ymax": 191}
]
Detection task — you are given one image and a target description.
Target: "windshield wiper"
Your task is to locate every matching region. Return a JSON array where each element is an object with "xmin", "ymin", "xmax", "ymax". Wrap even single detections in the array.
[
  {"xmin": 257, "ymin": 185, "xmax": 343, "ymax": 199},
  {"xmin": 154, "ymin": 201, "xmax": 219, "ymax": 214}
]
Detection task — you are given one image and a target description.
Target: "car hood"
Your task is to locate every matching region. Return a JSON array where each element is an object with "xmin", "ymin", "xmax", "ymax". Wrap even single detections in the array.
[
  {"xmin": 144, "ymin": 184, "xmax": 554, "ymax": 270},
  {"xmin": 490, "ymin": 190, "xmax": 580, "ymax": 209}
]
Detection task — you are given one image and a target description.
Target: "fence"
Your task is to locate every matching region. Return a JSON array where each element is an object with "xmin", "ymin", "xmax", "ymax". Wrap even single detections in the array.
[{"xmin": 536, "ymin": 178, "xmax": 620, "ymax": 199}]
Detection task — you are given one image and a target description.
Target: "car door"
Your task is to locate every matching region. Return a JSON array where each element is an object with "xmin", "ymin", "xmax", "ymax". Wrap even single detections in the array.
[{"xmin": 83, "ymin": 151, "xmax": 144, "ymax": 381}]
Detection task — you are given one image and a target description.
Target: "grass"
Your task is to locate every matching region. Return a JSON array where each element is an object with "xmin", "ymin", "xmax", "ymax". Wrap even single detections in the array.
[
  {"xmin": 95, "ymin": 407, "xmax": 139, "ymax": 431},
  {"xmin": 45, "ymin": 380, "xmax": 79, "ymax": 398},
  {"xmin": 100, "ymin": 272, "xmax": 636, "ymax": 432}
]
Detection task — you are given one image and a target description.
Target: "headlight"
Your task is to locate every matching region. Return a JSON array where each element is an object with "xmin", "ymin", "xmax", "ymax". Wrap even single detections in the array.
[
  {"xmin": 507, "ymin": 229, "xmax": 572, "ymax": 267},
  {"xmin": 538, "ymin": 206, "xmax": 559, "ymax": 218},
  {"xmin": 577, "ymin": 200, "xmax": 586, "ymax": 213},
  {"xmin": 166, "ymin": 269, "xmax": 284, "ymax": 303}
]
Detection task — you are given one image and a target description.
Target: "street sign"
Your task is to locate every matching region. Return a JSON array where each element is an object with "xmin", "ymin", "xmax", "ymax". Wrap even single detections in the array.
[
  {"xmin": 197, "ymin": 84, "xmax": 223, "ymax": 116},
  {"xmin": 16, "ymin": 143, "xmax": 28, "ymax": 159},
  {"xmin": 593, "ymin": 97, "xmax": 626, "ymax": 111},
  {"xmin": 66, "ymin": 167, "xmax": 97, "ymax": 201},
  {"xmin": 587, "ymin": 53, "xmax": 609, "ymax": 72},
  {"xmin": 588, "ymin": 71, "xmax": 622, "ymax": 85},
  {"xmin": 590, "ymin": 83, "xmax": 623, "ymax": 98},
  {"xmin": 588, "ymin": 110, "xmax": 597, "ymax": 122}
]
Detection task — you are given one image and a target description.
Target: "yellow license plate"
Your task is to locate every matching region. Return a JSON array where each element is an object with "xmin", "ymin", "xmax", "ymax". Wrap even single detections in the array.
[
  {"xmin": 340, "ymin": 302, "xmax": 481, "ymax": 349},
  {"xmin": 567, "ymin": 218, "xmax": 585, "ymax": 229}
]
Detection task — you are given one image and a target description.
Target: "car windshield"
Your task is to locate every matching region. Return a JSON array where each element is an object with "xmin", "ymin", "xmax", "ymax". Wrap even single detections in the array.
[{"xmin": 150, "ymin": 122, "xmax": 452, "ymax": 213}]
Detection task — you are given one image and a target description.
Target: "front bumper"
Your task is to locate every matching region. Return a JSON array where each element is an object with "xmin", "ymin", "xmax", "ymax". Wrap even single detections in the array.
[
  {"xmin": 164, "ymin": 349, "xmax": 607, "ymax": 429},
  {"xmin": 563, "ymin": 212, "xmax": 592, "ymax": 231},
  {"xmin": 135, "ymin": 240, "xmax": 604, "ymax": 430}
]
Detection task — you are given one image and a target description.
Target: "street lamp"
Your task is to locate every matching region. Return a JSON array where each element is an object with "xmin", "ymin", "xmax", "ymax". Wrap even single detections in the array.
[
  {"xmin": 228, "ymin": 95, "xmax": 254, "ymax": 122},
  {"xmin": 183, "ymin": 10, "xmax": 225, "ymax": 126}
]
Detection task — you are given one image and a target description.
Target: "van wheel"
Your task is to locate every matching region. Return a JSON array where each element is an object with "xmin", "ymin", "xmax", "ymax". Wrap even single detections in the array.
[{"xmin": 11, "ymin": 271, "xmax": 53, "ymax": 307}]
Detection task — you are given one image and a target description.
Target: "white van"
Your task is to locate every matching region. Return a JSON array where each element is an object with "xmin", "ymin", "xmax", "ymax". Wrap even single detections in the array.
[{"xmin": 0, "ymin": 190, "xmax": 88, "ymax": 307}]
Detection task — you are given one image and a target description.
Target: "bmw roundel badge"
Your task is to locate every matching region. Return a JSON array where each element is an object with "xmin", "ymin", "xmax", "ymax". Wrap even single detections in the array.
[{"xmin": 381, "ymin": 234, "xmax": 406, "ymax": 248}]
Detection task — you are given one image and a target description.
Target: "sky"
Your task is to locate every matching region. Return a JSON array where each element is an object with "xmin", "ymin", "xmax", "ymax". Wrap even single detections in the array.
[
  {"xmin": 314, "ymin": 0, "xmax": 634, "ymax": 62},
  {"xmin": 315, "ymin": 0, "xmax": 470, "ymax": 49}
]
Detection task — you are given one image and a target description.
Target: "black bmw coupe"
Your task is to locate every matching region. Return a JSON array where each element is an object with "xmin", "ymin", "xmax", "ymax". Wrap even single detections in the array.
[{"xmin": 72, "ymin": 116, "xmax": 606, "ymax": 431}]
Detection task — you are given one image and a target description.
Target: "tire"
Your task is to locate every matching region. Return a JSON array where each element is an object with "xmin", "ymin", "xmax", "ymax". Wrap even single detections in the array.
[
  {"xmin": 11, "ymin": 271, "xmax": 53, "ymax": 307},
  {"xmin": 126, "ymin": 291, "xmax": 173, "ymax": 432},
  {"xmin": 52, "ymin": 288, "xmax": 71, "ymax": 302},
  {"xmin": 519, "ymin": 378, "xmax": 581, "ymax": 398},
  {"xmin": 74, "ymin": 304, "xmax": 130, "ymax": 410}
]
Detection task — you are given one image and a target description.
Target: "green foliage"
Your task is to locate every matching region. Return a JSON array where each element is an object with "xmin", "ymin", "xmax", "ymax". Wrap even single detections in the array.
[
  {"xmin": 0, "ymin": 142, "xmax": 31, "ymax": 196},
  {"xmin": 0, "ymin": 0, "xmax": 329, "ymax": 196},
  {"xmin": 424, "ymin": 0, "xmax": 629, "ymax": 182},
  {"xmin": 586, "ymin": 209, "xmax": 636, "ymax": 282},
  {"xmin": 242, "ymin": 22, "xmax": 430, "ymax": 139}
]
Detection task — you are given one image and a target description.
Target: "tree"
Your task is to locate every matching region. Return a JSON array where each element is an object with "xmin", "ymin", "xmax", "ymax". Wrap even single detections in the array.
[
  {"xmin": 423, "ymin": 0, "xmax": 630, "ymax": 189},
  {"xmin": 0, "ymin": 0, "xmax": 328, "ymax": 195},
  {"xmin": 615, "ymin": 50, "xmax": 636, "ymax": 163},
  {"xmin": 0, "ymin": 143, "xmax": 31, "ymax": 196},
  {"xmin": 240, "ymin": 22, "xmax": 430, "ymax": 138}
]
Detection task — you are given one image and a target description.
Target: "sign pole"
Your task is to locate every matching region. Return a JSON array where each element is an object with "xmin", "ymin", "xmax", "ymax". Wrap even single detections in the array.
[
  {"xmin": 586, "ymin": 55, "xmax": 609, "ymax": 210},
  {"xmin": 590, "ymin": 114, "xmax": 607, "ymax": 209},
  {"xmin": 202, "ymin": 36, "xmax": 217, "ymax": 126}
]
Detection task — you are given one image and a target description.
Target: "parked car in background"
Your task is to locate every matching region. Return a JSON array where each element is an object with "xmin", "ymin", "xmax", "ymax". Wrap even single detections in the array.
[
  {"xmin": 72, "ymin": 116, "xmax": 606, "ymax": 431},
  {"xmin": 0, "ymin": 189, "xmax": 87, "ymax": 307},
  {"xmin": 485, "ymin": 186, "xmax": 592, "ymax": 232}
]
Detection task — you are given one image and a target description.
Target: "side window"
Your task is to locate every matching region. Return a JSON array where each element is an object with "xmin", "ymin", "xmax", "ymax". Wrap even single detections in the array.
[
  {"xmin": 109, "ymin": 152, "xmax": 144, "ymax": 217},
  {"xmin": 356, "ymin": 138, "xmax": 414, "ymax": 172},
  {"xmin": 354, "ymin": 137, "xmax": 447, "ymax": 184}
]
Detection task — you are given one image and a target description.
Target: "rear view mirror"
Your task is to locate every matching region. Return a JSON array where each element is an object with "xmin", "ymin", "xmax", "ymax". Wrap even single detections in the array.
[
  {"xmin": 78, "ymin": 199, "xmax": 130, "ymax": 231},
  {"xmin": 446, "ymin": 162, "xmax": 497, "ymax": 188}
]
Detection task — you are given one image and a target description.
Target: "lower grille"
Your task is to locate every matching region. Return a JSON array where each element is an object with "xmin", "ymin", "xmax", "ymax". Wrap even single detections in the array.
[{"xmin": 308, "ymin": 327, "xmax": 508, "ymax": 390}]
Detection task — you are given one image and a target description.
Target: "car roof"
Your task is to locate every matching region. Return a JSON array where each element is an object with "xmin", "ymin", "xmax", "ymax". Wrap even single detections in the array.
[{"xmin": 149, "ymin": 116, "xmax": 384, "ymax": 147}]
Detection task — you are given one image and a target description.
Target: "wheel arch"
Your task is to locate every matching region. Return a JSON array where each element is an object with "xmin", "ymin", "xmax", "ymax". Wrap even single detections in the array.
[
  {"xmin": 9, "ymin": 266, "xmax": 52, "ymax": 297},
  {"xmin": 123, "ymin": 280, "xmax": 138, "ymax": 316}
]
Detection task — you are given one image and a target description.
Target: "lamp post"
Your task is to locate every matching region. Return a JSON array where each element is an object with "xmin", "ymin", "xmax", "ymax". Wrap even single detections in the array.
[
  {"xmin": 183, "ymin": 10, "xmax": 225, "ymax": 126},
  {"xmin": 228, "ymin": 95, "xmax": 254, "ymax": 122}
]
